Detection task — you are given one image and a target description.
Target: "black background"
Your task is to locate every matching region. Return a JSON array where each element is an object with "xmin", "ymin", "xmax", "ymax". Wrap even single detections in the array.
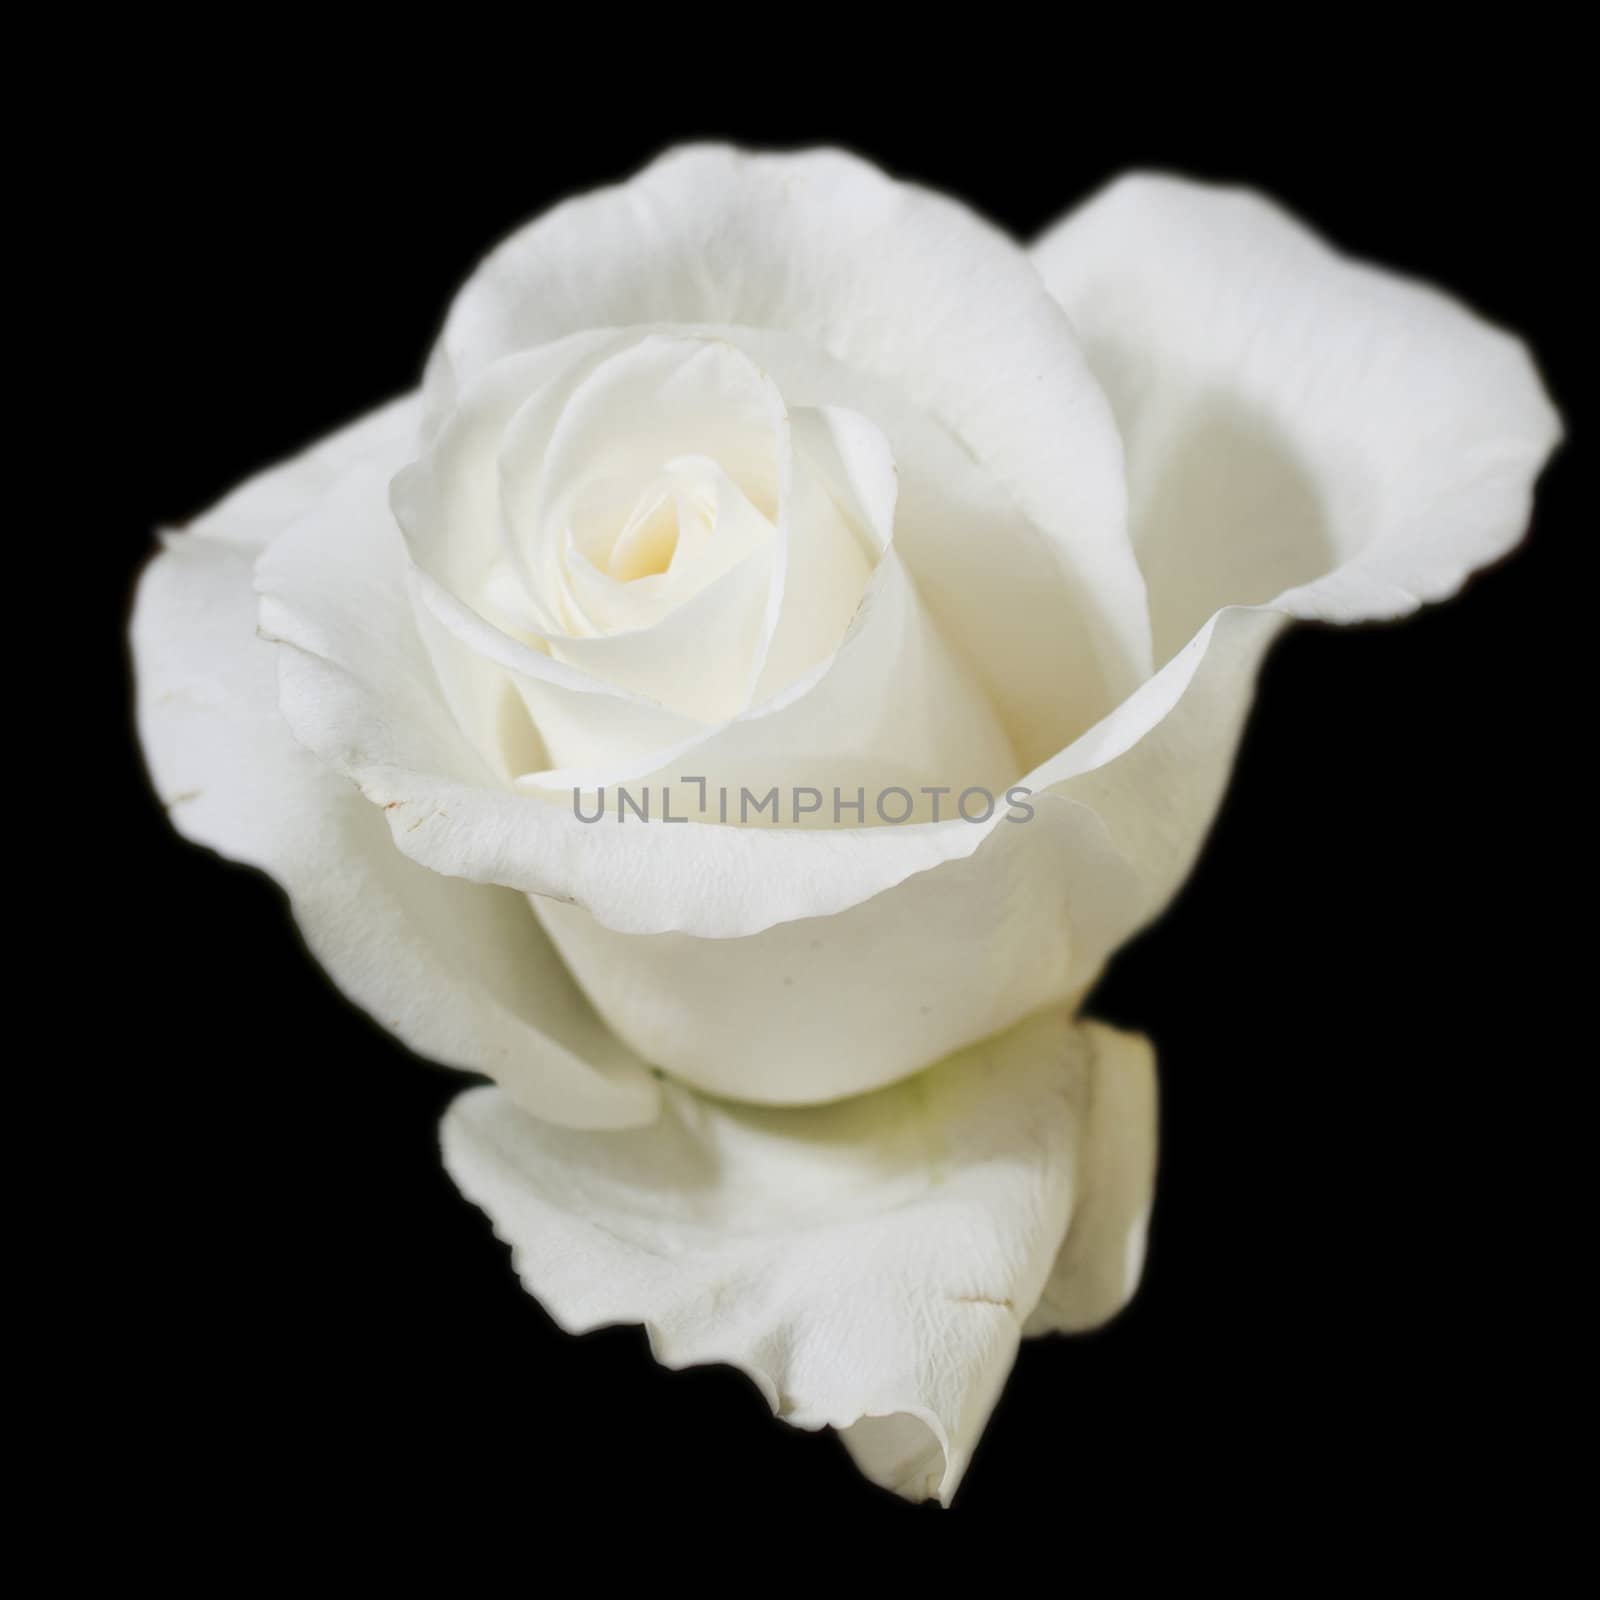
[{"xmin": 99, "ymin": 52, "xmax": 1583, "ymax": 1556}]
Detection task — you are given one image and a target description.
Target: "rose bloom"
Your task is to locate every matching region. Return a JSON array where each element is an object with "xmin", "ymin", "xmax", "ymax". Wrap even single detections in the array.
[{"xmin": 133, "ymin": 147, "xmax": 1559, "ymax": 1502}]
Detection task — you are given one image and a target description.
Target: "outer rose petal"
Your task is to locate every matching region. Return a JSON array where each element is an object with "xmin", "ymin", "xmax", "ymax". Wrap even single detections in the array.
[
  {"xmin": 1022, "ymin": 1023, "xmax": 1158, "ymax": 1335},
  {"xmin": 533, "ymin": 795, "xmax": 1143, "ymax": 1102},
  {"xmin": 441, "ymin": 1011, "xmax": 1158, "ymax": 1504},
  {"xmin": 131, "ymin": 399, "xmax": 660, "ymax": 1131},
  {"xmin": 1030, "ymin": 173, "xmax": 1563, "ymax": 920}
]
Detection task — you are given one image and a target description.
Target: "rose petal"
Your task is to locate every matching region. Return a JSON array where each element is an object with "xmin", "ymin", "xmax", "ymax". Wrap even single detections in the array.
[
  {"xmin": 133, "ymin": 398, "xmax": 660, "ymax": 1131},
  {"xmin": 1022, "ymin": 1022, "xmax": 1159, "ymax": 1336},
  {"xmin": 713, "ymin": 324, "xmax": 1130, "ymax": 769},
  {"xmin": 1036, "ymin": 172, "xmax": 1561, "ymax": 649},
  {"xmin": 441, "ymin": 1010, "xmax": 1158, "ymax": 1504},
  {"xmin": 1030, "ymin": 172, "xmax": 1563, "ymax": 918},
  {"xmin": 532, "ymin": 793, "xmax": 1143, "ymax": 1102},
  {"xmin": 751, "ymin": 404, "xmax": 882, "ymax": 702}
]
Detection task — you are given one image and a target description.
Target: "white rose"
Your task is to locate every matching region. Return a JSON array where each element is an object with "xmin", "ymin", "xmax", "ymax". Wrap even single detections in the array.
[{"xmin": 133, "ymin": 148, "xmax": 1560, "ymax": 1502}]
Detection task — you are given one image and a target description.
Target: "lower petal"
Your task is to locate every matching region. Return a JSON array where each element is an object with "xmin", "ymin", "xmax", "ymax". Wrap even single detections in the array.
[
  {"xmin": 441, "ymin": 1009, "xmax": 1159, "ymax": 1504},
  {"xmin": 532, "ymin": 792, "xmax": 1144, "ymax": 1103},
  {"xmin": 133, "ymin": 401, "xmax": 660, "ymax": 1131}
]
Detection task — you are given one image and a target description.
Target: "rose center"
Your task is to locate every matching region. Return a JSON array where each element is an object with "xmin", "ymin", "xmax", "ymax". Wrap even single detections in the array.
[{"xmin": 608, "ymin": 490, "xmax": 681, "ymax": 583}]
